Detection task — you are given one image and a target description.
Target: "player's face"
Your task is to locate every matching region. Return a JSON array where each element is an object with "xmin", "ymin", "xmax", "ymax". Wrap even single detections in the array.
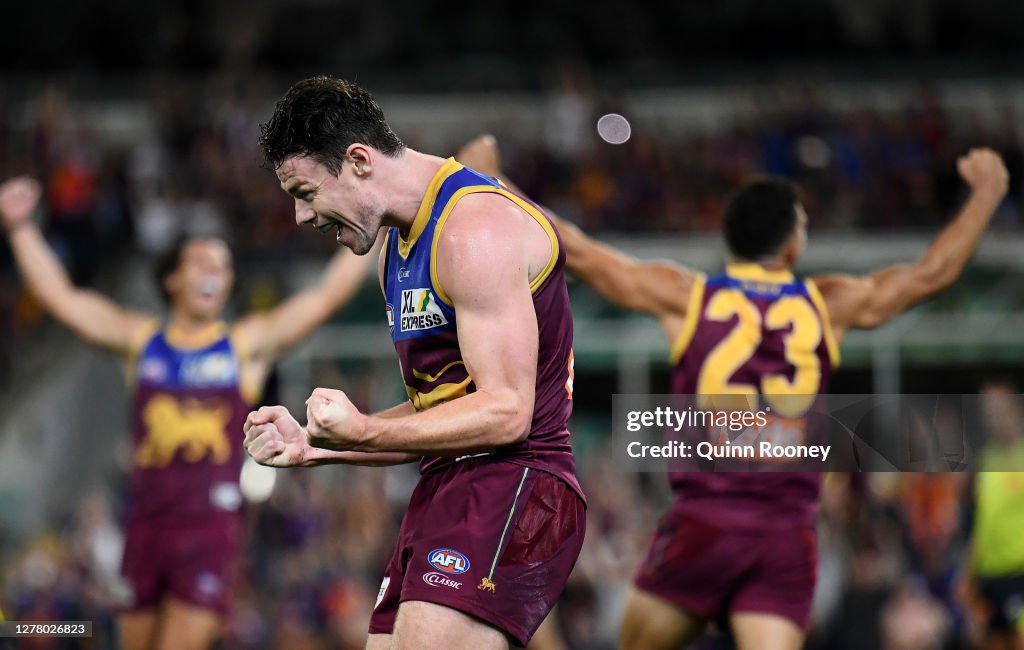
[
  {"xmin": 276, "ymin": 155, "xmax": 384, "ymax": 255},
  {"xmin": 167, "ymin": 239, "xmax": 234, "ymax": 320}
]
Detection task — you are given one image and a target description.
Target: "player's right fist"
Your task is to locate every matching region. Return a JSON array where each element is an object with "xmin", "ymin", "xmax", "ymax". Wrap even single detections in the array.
[
  {"xmin": 0, "ymin": 176, "xmax": 42, "ymax": 231},
  {"xmin": 243, "ymin": 405, "xmax": 309, "ymax": 467},
  {"xmin": 957, "ymin": 148, "xmax": 1009, "ymax": 198}
]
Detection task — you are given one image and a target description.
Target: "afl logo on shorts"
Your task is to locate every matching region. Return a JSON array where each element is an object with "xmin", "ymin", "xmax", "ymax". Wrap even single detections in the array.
[
  {"xmin": 385, "ymin": 304, "xmax": 395, "ymax": 330},
  {"xmin": 428, "ymin": 548, "xmax": 470, "ymax": 574}
]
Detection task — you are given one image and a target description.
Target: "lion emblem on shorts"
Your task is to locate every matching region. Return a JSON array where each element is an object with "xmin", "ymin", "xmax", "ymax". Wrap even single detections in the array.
[
  {"xmin": 477, "ymin": 577, "xmax": 496, "ymax": 593},
  {"xmin": 136, "ymin": 394, "xmax": 231, "ymax": 467}
]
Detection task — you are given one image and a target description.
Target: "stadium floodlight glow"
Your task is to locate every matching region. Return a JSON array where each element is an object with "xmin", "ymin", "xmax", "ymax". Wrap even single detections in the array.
[{"xmin": 596, "ymin": 113, "xmax": 632, "ymax": 144}]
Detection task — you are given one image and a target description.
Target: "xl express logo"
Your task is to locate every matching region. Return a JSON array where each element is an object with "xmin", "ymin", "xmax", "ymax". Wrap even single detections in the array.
[
  {"xmin": 427, "ymin": 548, "xmax": 470, "ymax": 575},
  {"xmin": 400, "ymin": 288, "xmax": 448, "ymax": 332}
]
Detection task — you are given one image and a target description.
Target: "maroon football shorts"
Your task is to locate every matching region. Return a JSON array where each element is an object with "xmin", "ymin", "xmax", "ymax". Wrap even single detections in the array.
[
  {"xmin": 120, "ymin": 515, "xmax": 243, "ymax": 617},
  {"xmin": 634, "ymin": 504, "xmax": 817, "ymax": 631},
  {"xmin": 369, "ymin": 458, "xmax": 586, "ymax": 646}
]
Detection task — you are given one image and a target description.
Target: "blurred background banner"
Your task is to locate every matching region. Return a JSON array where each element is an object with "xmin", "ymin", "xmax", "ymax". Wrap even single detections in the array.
[{"xmin": 2, "ymin": 1, "xmax": 1024, "ymax": 648}]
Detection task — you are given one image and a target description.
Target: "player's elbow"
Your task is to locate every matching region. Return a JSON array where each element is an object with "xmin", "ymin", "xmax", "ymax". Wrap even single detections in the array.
[{"xmin": 917, "ymin": 254, "xmax": 960, "ymax": 294}]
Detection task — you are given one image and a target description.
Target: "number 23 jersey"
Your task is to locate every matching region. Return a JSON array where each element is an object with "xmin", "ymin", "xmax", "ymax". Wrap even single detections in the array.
[{"xmin": 669, "ymin": 263, "xmax": 840, "ymax": 528}]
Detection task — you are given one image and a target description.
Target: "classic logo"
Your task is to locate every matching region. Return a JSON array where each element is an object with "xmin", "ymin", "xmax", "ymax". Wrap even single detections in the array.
[
  {"xmin": 400, "ymin": 288, "xmax": 448, "ymax": 332},
  {"xmin": 427, "ymin": 548, "xmax": 470, "ymax": 575},
  {"xmin": 398, "ymin": 267, "xmax": 411, "ymax": 282},
  {"xmin": 423, "ymin": 572, "xmax": 462, "ymax": 589}
]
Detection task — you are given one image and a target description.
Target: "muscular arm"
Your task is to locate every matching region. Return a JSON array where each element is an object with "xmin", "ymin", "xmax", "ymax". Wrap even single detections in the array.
[
  {"xmin": 0, "ymin": 177, "xmax": 151, "ymax": 355},
  {"xmin": 234, "ymin": 242, "xmax": 377, "ymax": 361},
  {"xmin": 303, "ymin": 393, "xmax": 421, "ymax": 464},
  {"xmin": 814, "ymin": 149, "xmax": 1009, "ymax": 340},
  {"xmin": 553, "ymin": 215, "xmax": 695, "ymax": 342},
  {"xmin": 306, "ymin": 194, "xmax": 545, "ymax": 456}
]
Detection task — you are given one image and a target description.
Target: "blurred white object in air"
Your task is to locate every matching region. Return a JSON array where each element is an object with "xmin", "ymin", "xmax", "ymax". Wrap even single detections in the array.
[{"xmin": 597, "ymin": 113, "xmax": 632, "ymax": 145}]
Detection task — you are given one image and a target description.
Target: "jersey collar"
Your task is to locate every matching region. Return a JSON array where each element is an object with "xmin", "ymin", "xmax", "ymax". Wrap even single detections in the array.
[
  {"xmin": 398, "ymin": 157, "xmax": 464, "ymax": 258},
  {"xmin": 725, "ymin": 263, "xmax": 794, "ymax": 284}
]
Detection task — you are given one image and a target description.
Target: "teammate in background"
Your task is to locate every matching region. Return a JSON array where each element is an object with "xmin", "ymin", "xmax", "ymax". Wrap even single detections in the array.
[
  {"xmin": 0, "ymin": 177, "xmax": 376, "ymax": 650},
  {"xmin": 964, "ymin": 382, "xmax": 1024, "ymax": 650},
  {"xmin": 470, "ymin": 139, "xmax": 1008, "ymax": 649},
  {"xmin": 243, "ymin": 77, "xmax": 585, "ymax": 650}
]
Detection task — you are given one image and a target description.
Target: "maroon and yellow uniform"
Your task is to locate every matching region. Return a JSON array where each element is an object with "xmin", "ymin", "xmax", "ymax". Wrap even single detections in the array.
[
  {"xmin": 637, "ymin": 263, "xmax": 839, "ymax": 630},
  {"xmin": 120, "ymin": 322, "xmax": 257, "ymax": 616},
  {"xmin": 370, "ymin": 159, "xmax": 586, "ymax": 646}
]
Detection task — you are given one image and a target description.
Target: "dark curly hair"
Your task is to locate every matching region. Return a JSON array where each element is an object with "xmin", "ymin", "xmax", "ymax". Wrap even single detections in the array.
[{"xmin": 259, "ymin": 76, "xmax": 405, "ymax": 173}]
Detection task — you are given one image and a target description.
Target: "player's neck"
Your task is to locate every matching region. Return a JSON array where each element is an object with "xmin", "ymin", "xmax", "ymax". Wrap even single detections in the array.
[
  {"xmin": 168, "ymin": 311, "xmax": 222, "ymax": 334},
  {"xmin": 380, "ymin": 149, "xmax": 450, "ymax": 237},
  {"xmin": 730, "ymin": 256, "xmax": 791, "ymax": 271}
]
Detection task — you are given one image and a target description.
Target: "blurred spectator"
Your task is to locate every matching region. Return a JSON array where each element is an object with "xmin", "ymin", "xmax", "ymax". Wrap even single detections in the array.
[{"xmin": 962, "ymin": 383, "xmax": 1024, "ymax": 650}]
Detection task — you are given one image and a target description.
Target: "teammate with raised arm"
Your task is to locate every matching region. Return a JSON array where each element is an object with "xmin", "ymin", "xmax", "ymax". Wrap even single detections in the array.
[
  {"xmin": 0, "ymin": 178, "xmax": 375, "ymax": 650},
  {"xmin": 243, "ymin": 78, "xmax": 585, "ymax": 650},
  {"xmin": 468, "ymin": 139, "xmax": 1007, "ymax": 649}
]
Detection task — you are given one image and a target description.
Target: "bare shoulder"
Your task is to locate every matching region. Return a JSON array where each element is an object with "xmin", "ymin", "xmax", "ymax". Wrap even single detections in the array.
[
  {"xmin": 809, "ymin": 273, "xmax": 873, "ymax": 331},
  {"xmin": 436, "ymin": 192, "xmax": 551, "ymax": 285},
  {"xmin": 439, "ymin": 191, "xmax": 536, "ymax": 243}
]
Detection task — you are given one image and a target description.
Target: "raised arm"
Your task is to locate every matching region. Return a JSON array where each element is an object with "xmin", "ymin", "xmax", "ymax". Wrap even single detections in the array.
[
  {"xmin": 234, "ymin": 240, "xmax": 378, "ymax": 361},
  {"xmin": 455, "ymin": 134, "xmax": 696, "ymax": 343},
  {"xmin": 813, "ymin": 148, "xmax": 1009, "ymax": 340},
  {"xmin": 0, "ymin": 177, "xmax": 152, "ymax": 355},
  {"xmin": 555, "ymin": 217, "xmax": 696, "ymax": 339},
  {"xmin": 302, "ymin": 193, "xmax": 547, "ymax": 456}
]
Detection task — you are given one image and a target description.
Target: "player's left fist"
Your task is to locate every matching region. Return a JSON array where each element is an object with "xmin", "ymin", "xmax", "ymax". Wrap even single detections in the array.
[{"xmin": 305, "ymin": 387, "xmax": 368, "ymax": 451}]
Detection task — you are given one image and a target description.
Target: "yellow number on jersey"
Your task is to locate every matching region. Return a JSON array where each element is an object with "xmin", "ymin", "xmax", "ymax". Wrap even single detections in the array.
[{"xmin": 697, "ymin": 289, "xmax": 822, "ymax": 417}]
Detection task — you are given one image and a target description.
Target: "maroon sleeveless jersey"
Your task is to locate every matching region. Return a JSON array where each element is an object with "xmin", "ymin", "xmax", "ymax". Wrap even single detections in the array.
[
  {"xmin": 669, "ymin": 263, "xmax": 840, "ymax": 528},
  {"xmin": 382, "ymin": 159, "xmax": 582, "ymax": 498},
  {"xmin": 128, "ymin": 324, "xmax": 252, "ymax": 522}
]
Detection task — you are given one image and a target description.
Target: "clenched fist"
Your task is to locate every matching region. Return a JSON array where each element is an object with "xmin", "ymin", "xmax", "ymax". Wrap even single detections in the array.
[
  {"xmin": 243, "ymin": 405, "xmax": 310, "ymax": 467},
  {"xmin": 305, "ymin": 387, "xmax": 369, "ymax": 451},
  {"xmin": 958, "ymin": 148, "xmax": 1009, "ymax": 198},
  {"xmin": 0, "ymin": 177, "xmax": 42, "ymax": 231}
]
